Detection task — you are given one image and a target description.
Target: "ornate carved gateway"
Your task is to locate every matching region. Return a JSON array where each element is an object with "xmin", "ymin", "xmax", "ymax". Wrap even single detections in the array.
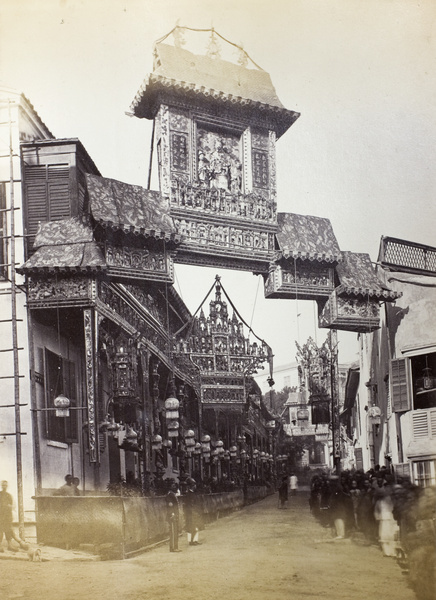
[{"xmin": 131, "ymin": 39, "xmax": 299, "ymax": 272}]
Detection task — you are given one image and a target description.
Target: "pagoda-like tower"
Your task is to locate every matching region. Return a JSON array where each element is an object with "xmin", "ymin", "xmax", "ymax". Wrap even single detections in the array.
[{"xmin": 130, "ymin": 27, "xmax": 299, "ymax": 272}]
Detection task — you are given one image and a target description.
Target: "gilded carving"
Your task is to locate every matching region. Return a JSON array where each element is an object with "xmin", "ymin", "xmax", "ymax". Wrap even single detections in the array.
[
  {"xmin": 158, "ymin": 104, "xmax": 171, "ymax": 196},
  {"xmin": 281, "ymin": 266, "xmax": 333, "ymax": 288},
  {"xmin": 169, "ymin": 110, "xmax": 190, "ymax": 132},
  {"xmin": 28, "ymin": 276, "xmax": 90, "ymax": 302},
  {"xmin": 105, "ymin": 245, "xmax": 167, "ymax": 273},
  {"xmin": 196, "ymin": 128, "xmax": 242, "ymax": 193},
  {"xmin": 98, "ymin": 283, "xmax": 168, "ymax": 354},
  {"xmin": 268, "ymin": 130, "xmax": 277, "ymax": 196},
  {"xmin": 83, "ymin": 309, "xmax": 97, "ymax": 463},
  {"xmin": 174, "ymin": 217, "xmax": 273, "ymax": 254},
  {"xmin": 171, "ymin": 183, "xmax": 274, "ymax": 221}
]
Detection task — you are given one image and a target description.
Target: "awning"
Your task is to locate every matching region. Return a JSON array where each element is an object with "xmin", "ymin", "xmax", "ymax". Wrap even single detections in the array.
[
  {"xmin": 19, "ymin": 217, "xmax": 106, "ymax": 273},
  {"xmin": 86, "ymin": 174, "xmax": 181, "ymax": 242},
  {"xmin": 275, "ymin": 212, "xmax": 341, "ymax": 263},
  {"xmin": 336, "ymin": 251, "xmax": 401, "ymax": 301}
]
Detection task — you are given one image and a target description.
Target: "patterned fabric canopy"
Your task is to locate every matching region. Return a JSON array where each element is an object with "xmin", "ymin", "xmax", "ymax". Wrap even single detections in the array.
[
  {"xmin": 86, "ymin": 174, "xmax": 178, "ymax": 240},
  {"xmin": 131, "ymin": 44, "xmax": 299, "ymax": 137},
  {"xmin": 19, "ymin": 217, "xmax": 106, "ymax": 273},
  {"xmin": 275, "ymin": 213, "xmax": 342, "ymax": 263},
  {"xmin": 336, "ymin": 251, "xmax": 401, "ymax": 300}
]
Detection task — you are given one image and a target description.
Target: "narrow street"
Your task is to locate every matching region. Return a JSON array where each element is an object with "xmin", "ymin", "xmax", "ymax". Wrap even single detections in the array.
[{"xmin": 2, "ymin": 492, "xmax": 417, "ymax": 600}]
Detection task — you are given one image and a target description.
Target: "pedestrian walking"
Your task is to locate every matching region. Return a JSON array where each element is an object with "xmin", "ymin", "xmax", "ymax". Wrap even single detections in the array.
[
  {"xmin": 166, "ymin": 480, "xmax": 181, "ymax": 552},
  {"xmin": 0, "ymin": 481, "xmax": 28, "ymax": 552},
  {"xmin": 183, "ymin": 478, "xmax": 202, "ymax": 546},
  {"xmin": 289, "ymin": 473, "xmax": 298, "ymax": 496},
  {"xmin": 278, "ymin": 476, "xmax": 289, "ymax": 509}
]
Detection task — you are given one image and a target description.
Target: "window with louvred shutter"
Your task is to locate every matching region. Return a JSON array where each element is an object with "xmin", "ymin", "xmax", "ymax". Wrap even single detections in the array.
[
  {"xmin": 24, "ymin": 163, "xmax": 71, "ymax": 251},
  {"xmin": 391, "ymin": 357, "xmax": 411, "ymax": 412}
]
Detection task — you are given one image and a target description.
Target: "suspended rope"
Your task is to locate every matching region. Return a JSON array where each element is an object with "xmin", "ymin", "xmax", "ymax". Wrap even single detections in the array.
[
  {"xmin": 173, "ymin": 276, "xmax": 218, "ymax": 337},
  {"xmin": 249, "ymin": 275, "xmax": 261, "ymax": 330},
  {"xmin": 154, "ymin": 25, "xmax": 264, "ymax": 71}
]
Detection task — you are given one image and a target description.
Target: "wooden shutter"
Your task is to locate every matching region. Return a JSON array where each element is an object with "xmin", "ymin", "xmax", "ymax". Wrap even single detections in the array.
[
  {"xmin": 24, "ymin": 164, "xmax": 70, "ymax": 250},
  {"xmin": 354, "ymin": 447, "xmax": 363, "ymax": 470},
  {"xmin": 25, "ymin": 166, "xmax": 48, "ymax": 249},
  {"xmin": 391, "ymin": 358, "xmax": 411, "ymax": 412},
  {"xmin": 394, "ymin": 462, "xmax": 411, "ymax": 481},
  {"xmin": 48, "ymin": 165, "xmax": 70, "ymax": 219}
]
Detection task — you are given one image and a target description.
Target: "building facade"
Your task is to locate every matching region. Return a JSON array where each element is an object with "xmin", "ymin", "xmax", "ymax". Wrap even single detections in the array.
[{"xmin": 342, "ymin": 237, "xmax": 436, "ymax": 485}]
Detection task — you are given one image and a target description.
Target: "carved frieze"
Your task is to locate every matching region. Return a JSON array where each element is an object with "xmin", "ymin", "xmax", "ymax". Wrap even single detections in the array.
[
  {"xmin": 202, "ymin": 386, "xmax": 245, "ymax": 404},
  {"xmin": 264, "ymin": 262, "xmax": 334, "ymax": 300},
  {"xmin": 28, "ymin": 276, "xmax": 94, "ymax": 307},
  {"xmin": 174, "ymin": 216, "xmax": 274, "ymax": 256},
  {"xmin": 105, "ymin": 244, "xmax": 173, "ymax": 281},
  {"xmin": 171, "ymin": 183, "xmax": 275, "ymax": 223},
  {"xmin": 318, "ymin": 290, "xmax": 380, "ymax": 333}
]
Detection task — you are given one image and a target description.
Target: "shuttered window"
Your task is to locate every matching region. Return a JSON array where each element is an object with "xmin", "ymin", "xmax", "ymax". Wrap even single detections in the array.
[
  {"xmin": 354, "ymin": 447, "xmax": 363, "ymax": 470},
  {"xmin": 391, "ymin": 358, "xmax": 411, "ymax": 412},
  {"xmin": 24, "ymin": 164, "xmax": 70, "ymax": 250},
  {"xmin": 394, "ymin": 462, "xmax": 411, "ymax": 481},
  {"xmin": 412, "ymin": 411, "xmax": 430, "ymax": 439}
]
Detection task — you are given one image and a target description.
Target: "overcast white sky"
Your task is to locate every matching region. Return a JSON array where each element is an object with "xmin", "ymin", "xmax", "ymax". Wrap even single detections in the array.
[{"xmin": 1, "ymin": 0, "xmax": 435, "ymax": 377}]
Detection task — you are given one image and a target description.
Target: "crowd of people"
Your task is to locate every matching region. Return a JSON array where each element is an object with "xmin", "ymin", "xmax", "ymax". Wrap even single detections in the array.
[{"xmin": 309, "ymin": 467, "xmax": 436, "ymax": 599}]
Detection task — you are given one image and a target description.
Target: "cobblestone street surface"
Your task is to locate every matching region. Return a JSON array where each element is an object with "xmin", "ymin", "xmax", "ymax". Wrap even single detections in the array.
[{"xmin": 1, "ymin": 493, "xmax": 417, "ymax": 600}]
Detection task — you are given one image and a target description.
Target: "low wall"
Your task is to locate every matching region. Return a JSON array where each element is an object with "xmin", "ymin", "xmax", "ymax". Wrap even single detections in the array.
[
  {"xmin": 34, "ymin": 488, "xmax": 263, "ymax": 556},
  {"xmin": 245, "ymin": 485, "xmax": 272, "ymax": 503}
]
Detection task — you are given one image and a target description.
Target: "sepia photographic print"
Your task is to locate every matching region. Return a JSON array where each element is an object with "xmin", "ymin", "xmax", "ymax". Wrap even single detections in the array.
[{"xmin": 0, "ymin": 1, "xmax": 435, "ymax": 599}]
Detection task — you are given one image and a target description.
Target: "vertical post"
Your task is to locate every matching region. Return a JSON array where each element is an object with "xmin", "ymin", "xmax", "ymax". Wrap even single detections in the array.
[
  {"xmin": 140, "ymin": 346, "xmax": 150, "ymax": 495},
  {"xmin": 8, "ymin": 100, "xmax": 25, "ymax": 539},
  {"xmin": 330, "ymin": 329, "xmax": 341, "ymax": 473},
  {"xmin": 83, "ymin": 309, "xmax": 98, "ymax": 467},
  {"xmin": 27, "ymin": 311, "xmax": 42, "ymax": 494}
]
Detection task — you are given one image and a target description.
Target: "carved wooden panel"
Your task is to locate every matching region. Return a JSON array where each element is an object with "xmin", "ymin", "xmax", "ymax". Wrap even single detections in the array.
[
  {"xmin": 264, "ymin": 262, "xmax": 334, "ymax": 300},
  {"xmin": 318, "ymin": 290, "xmax": 380, "ymax": 332},
  {"xmin": 27, "ymin": 276, "xmax": 95, "ymax": 308},
  {"xmin": 105, "ymin": 244, "xmax": 174, "ymax": 282},
  {"xmin": 83, "ymin": 308, "xmax": 97, "ymax": 463}
]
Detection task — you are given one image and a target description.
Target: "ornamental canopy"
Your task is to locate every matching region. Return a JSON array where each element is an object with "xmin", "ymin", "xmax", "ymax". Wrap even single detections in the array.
[
  {"xmin": 86, "ymin": 174, "xmax": 180, "ymax": 243},
  {"xmin": 275, "ymin": 213, "xmax": 342, "ymax": 263},
  {"xmin": 336, "ymin": 251, "xmax": 401, "ymax": 301},
  {"xmin": 131, "ymin": 36, "xmax": 299, "ymax": 138},
  {"xmin": 19, "ymin": 217, "xmax": 106, "ymax": 273},
  {"xmin": 174, "ymin": 276, "xmax": 273, "ymax": 406}
]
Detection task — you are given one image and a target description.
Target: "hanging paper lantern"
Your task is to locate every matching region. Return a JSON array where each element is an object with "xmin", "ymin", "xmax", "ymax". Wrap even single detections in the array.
[
  {"xmin": 167, "ymin": 420, "xmax": 179, "ymax": 438},
  {"xmin": 165, "ymin": 397, "xmax": 180, "ymax": 419},
  {"xmin": 152, "ymin": 434, "xmax": 163, "ymax": 451}
]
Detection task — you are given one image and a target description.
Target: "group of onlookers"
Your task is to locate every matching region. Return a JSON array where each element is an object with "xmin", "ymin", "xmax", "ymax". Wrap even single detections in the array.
[{"xmin": 309, "ymin": 467, "xmax": 435, "ymax": 600}]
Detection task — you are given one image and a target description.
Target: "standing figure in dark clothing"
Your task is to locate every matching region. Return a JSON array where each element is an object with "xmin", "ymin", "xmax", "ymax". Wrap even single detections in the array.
[
  {"xmin": 183, "ymin": 478, "xmax": 202, "ymax": 546},
  {"xmin": 166, "ymin": 480, "xmax": 181, "ymax": 552},
  {"xmin": 278, "ymin": 476, "xmax": 289, "ymax": 509},
  {"xmin": 0, "ymin": 481, "xmax": 28, "ymax": 552}
]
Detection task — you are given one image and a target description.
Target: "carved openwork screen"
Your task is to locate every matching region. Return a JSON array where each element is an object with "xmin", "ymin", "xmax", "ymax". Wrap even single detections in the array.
[
  {"xmin": 174, "ymin": 277, "xmax": 272, "ymax": 406},
  {"xmin": 158, "ymin": 104, "xmax": 278, "ymax": 270},
  {"xmin": 264, "ymin": 261, "xmax": 335, "ymax": 301},
  {"xmin": 318, "ymin": 290, "xmax": 381, "ymax": 333}
]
